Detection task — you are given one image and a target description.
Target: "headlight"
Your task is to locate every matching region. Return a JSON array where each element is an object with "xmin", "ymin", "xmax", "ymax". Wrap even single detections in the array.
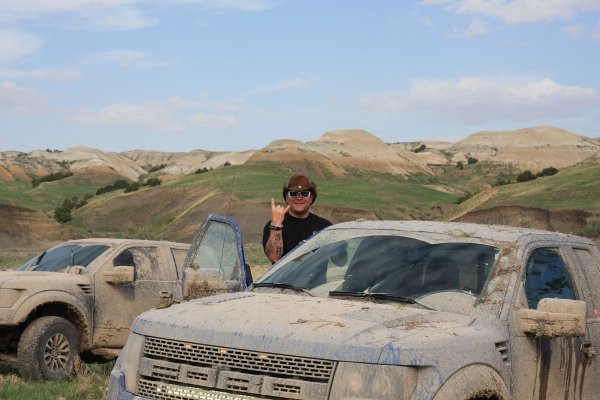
[
  {"xmin": 329, "ymin": 362, "xmax": 417, "ymax": 400},
  {"xmin": 0, "ymin": 289, "xmax": 22, "ymax": 308},
  {"xmin": 118, "ymin": 332, "xmax": 146, "ymax": 393}
]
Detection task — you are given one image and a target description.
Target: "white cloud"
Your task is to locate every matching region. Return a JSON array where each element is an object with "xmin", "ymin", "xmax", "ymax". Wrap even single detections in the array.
[
  {"xmin": 87, "ymin": 50, "xmax": 155, "ymax": 67},
  {"xmin": 76, "ymin": 6, "xmax": 157, "ymax": 31},
  {"xmin": 0, "ymin": 0, "xmax": 276, "ymax": 27},
  {"xmin": 0, "ymin": 30, "xmax": 42, "ymax": 64},
  {"xmin": 360, "ymin": 77, "xmax": 600, "ymax": 124},
  {"xmin": 562, "ymin": 23, "xmax": 587, "ymax": 37},
  {"xmin": 422, "ymin": 0, "xmax": 600, "ymax": 24},
  {"xmin": 165, "ymin": 96, "xmax": 204, "ymax": 109},
  {"xmin": 0, "ymin": 67, "xmax": 80, "ymax": 81},
  {"xmin": 255, "ymin": 78, "xmax": 309, "ymax": 93},
  {"xmin": 71, "ymin": 102, "xmax": 183, "ymax": 131},
  {"xmin": 159, "ymin": 0, "xmax": 276, "ymax": 13},
  {"xmin": 189, "ymin": 112, "xmax": 239, "ymax": 128},
  {"xmin": 68, "ymin": 96, "xmax": 239, "ymax": 131},
  {"xmin": 593, "ymin": 18, "xmax": 600, "ymax": 41},
  {"xmin": 419, "ymin": 15, "xmax": 434, "ymax": 27},
  {"xmin": 0, "ymin": 1, "xmax": 156, "ymax": 31},
  {"xmin": 0, "ymin": 81, "xmax": 45, "ymax": 115},
  {"xmin": 463, "ymin": 15, "xmax": 489, "ymax": 37}
]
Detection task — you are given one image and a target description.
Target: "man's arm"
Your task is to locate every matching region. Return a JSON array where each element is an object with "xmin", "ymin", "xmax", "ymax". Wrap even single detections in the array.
[
  {"xmin": 264, "ymin": 228, "xmax": 284, "ymax": 264},
  {"xmin": 263, "ymin": 198, "xmax": 290, "ymax": 264}
]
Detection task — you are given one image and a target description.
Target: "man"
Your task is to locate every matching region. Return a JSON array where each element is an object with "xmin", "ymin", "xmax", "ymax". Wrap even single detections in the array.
[{"xmin": 263, "ymin": 174, "xmax": 332, "ymax": 264}]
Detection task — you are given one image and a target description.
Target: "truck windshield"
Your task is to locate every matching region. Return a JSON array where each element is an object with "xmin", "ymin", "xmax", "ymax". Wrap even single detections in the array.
[
  {"xmin": 257, "ymin": 234, "xmax": 499, "ymax": 301},
  {"xmin": 17, "ymin": 243, "xmax": 110, "ymax": 272}
]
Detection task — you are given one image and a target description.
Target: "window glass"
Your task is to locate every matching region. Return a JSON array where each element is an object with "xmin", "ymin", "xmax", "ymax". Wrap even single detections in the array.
[
  {"xmin": 124, "ymin": 247, "xmax": 160, "ymax": 281},
  {"xmin": 261, "ymin": 234, "xmax": 499, "ymax": 299},
  {"xmin": 18, "ymin": 244, "xmax": 109, "ymax": 272},
  {"xmin": 524, "ymin": 248, "xmax": 576, "ymax": 309},
  {"xmin": 191, "ymin": 221, "xmax": 240, "ymax": 281}
]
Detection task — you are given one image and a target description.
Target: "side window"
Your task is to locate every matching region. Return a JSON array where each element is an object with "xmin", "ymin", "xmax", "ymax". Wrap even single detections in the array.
[
  {"xmin": 114, "ymin": 249, "xmax": 136, "ymax": 267},
  {"xmin": 114, "ymin": 247, "xmax": 161, "ymax": 281},
  {"xmin": 191, "ymin": 221, "xmax": 240, "ymax": 280},
  {"xmin": 525, "ymin": 248, "xmax": 576, "ymax": 309},
  {"xmin": 572, "ymin": 248, "xmax": 600, "ymax": 317}
]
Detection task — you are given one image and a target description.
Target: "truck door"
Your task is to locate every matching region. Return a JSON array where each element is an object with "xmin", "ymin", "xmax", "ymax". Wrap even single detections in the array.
[
  {"xmin": 181, "ymin": 214, "xmax": 251, "ymax": 300},
  {"xmin": 511, "ymin": 246, "xmax": 595, "ymax": 399},
  {"xmin": 566, "ymin": 245, "xmax": 600, "ymax": 398},
  {"xmin": 93, "ymin": 244, "xmax": 179, "ymax": 348}
]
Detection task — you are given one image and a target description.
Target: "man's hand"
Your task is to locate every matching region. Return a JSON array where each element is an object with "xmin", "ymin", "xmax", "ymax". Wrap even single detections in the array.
[{"xmin": 271, "ymin": 198, "xmax": 290, "ymax": 226}]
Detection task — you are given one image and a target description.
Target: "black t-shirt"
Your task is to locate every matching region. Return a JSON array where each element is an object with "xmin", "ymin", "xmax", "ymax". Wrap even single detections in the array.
[{"xmin": 262, "ymin": 213, "xmax": 332, "ymax": 258}]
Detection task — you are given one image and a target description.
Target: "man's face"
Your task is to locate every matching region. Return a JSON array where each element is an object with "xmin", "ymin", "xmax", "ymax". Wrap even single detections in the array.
[{"xmin": 285, "ymin": 190, "xmax": 312, "ymax": 216}]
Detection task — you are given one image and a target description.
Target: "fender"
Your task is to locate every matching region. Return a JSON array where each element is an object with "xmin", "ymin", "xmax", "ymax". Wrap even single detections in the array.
[
  {"xmin": 12, "ymin": 290, "xmax": 92, "ymax": 350},
  {"xmin": 433, "ymin": 364, "xmax": 511, "ymax": 400}
]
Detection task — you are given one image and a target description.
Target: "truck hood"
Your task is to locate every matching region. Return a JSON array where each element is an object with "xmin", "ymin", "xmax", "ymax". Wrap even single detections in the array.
[
  {"xmin": 0, "ymin": 270, "xmax": 91, "ymax": 289},
  {"xmin": 132, "ymin": 292, "xmax": 485, "ymax": 364}
]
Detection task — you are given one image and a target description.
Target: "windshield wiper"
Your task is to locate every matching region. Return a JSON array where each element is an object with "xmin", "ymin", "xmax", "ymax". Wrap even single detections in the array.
[
  {"xmin": 329, "ymin": 291, "xmax": 433, "ymax": 310},
  {"xmin": 252, "ymin": 282, "xmax": 314, "ymax": 296}
]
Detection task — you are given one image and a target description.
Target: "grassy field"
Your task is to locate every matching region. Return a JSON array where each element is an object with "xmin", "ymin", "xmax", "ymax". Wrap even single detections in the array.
[
  {"xmin": 481, "ymin": 162, "xmax": 600, "ymax": 211},
  {"xmin": 163, "ymin": 162, "xmax": 460, "ymax": 218},
  {"xmin": 0, "ymin": 360, "xmax": 113, "ymax": 400}
]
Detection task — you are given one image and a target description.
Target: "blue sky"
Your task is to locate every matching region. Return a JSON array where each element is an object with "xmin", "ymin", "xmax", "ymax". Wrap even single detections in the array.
[{"xmin": 1, "ymin": 0, "xmax": 600, "ymax": 152}]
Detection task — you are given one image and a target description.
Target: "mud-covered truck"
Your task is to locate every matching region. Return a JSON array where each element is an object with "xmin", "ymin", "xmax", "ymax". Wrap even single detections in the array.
[
  {"xmin": 109, "ymin": 220, "xmax": 600, "ymax": 400},
  {"xmin": 0, "ymin": 215, "xmax": 252, "ymax": 381}
]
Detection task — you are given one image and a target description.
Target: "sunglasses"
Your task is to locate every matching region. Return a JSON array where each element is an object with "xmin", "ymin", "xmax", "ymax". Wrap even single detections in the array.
[{"xmin": 287, "ymin": 190, "xmax": 311, "ymax": 198}]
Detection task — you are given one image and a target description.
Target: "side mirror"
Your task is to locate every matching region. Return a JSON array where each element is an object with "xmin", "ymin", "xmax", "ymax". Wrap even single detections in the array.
[
  {"xmin": 517, "ymin": 298, "xmax": 586, "ymax": 337},
  {"xmin": 104, "ymin": 265, "xmax": 135, "ymax": 284}
]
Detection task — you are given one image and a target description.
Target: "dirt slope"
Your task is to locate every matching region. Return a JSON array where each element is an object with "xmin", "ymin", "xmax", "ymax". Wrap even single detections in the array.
[
  {"xmin": 0, "ymin": 204, "xmax": 79, "ymax": 248},
  {"xmin": 248, "ymin": 129, "xmax": 431, "ymax": 176},
  {"xmin": 449, "ymin": 126, "xmax": 600, "ymax": 171}
]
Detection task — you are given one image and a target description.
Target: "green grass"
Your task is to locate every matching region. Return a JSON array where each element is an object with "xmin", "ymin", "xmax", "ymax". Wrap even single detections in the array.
[
  {"xmin": 0, "ymin": 361, "xmax": 113, "ymax": 400},
  {"xmin": 0, "ymin": 178, "xmax": 100, "ymax": 213},
  {"xmin": 478, "ymin": 163, "xmax": 600, "ymax": 211},
  {"xmin": 167, "ymin": 163, "xmax": 459, "ymax": 219}
]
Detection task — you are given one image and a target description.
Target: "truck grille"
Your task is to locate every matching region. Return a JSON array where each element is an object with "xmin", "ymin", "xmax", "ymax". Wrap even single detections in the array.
[{"xmin": 137, "ymin": 336, "xmax": 335, "ymax": 400}]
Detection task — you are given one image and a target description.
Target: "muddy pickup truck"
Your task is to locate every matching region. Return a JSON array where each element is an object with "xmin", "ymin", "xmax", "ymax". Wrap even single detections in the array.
[
  {"xmin": 109, "ymin": 220, "xmax": 600, "ymax": 400},
  {"xmin": 0, "ymin": 214, "xmax": 252, "ymax": 381}
]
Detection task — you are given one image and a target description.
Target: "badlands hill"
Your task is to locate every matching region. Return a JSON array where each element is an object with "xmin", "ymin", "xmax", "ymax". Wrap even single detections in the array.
[
  {"xmin": 1, "ymin": 126, "xmax": 598, "ymax": 185},
  {"xmin": 1, "ymin": 125, "xmax": 599, "ymax": 265}
]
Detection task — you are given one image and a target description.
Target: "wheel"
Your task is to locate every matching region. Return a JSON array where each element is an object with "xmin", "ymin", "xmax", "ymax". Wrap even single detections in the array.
[{"xmin": 17, "ymin": 316, "xmax": 80, "ymax": 380}]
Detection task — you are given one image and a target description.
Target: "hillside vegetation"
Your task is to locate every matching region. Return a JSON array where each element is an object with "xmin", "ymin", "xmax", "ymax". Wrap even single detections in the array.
[{"xmin": 1, "ymin": 125, "xmax": 599, "ymax": 268}]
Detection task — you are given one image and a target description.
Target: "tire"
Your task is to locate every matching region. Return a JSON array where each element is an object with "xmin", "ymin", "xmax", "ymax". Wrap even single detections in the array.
[{"xmin": 17, "ymin": 316, "xmax": 80, "ymax": 380}]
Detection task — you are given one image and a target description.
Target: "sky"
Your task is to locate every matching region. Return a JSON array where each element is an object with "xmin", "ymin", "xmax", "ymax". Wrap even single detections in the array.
[{"xmin": 1, "ymin": 0, "xmax": 600, "ymax": 153}]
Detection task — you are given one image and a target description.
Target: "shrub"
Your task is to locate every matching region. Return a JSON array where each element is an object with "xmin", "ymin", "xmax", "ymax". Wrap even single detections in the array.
[
  {"xmin": 96, "ymin": 179, "xmax": 131, "ymax": 195},
  {"xmin": 516, "ymin": 170, "xmax": 537, "ymax": 182},
  {"xmin": 456, "ymin": 161, "xmax": 464, "ymax": 170},
  {"xmin": 412, "ymin": 144, "xmax": 426, "ymax": 153},
  {"xmin": 467, "ymin": 157, "xmax": 478, "ymax": 165},
  {"xmin": 537, "ymin": 167, "xmax": 558, "ymax": 177},
  {"xmin": 124, "ymin": 183, "xmax": 140, "ymax": 193},
  {"xmin": 145, "ymin": 164, "xmax": 167, "ymax": 173},
  {"xmin": 195, "ymin": 167, "xmax": 209, "ymax": 174},
  {"xmin": 456, "ymin": 192, "xmax": 474, "ymax": 204},
  {"xmin": 53, "ymin": 196, "xmax": 87, "ymax": 223},
  {"xmin": 145, "ymin": 177, "xmax": 161, "ymax": 187},
  {"xmin": 492, "ymin": 177, "xmax": 511, "ymax": 187},
  {"xmin": 31, "ymin": 170, "xmax": 73, "ymax": 187}
]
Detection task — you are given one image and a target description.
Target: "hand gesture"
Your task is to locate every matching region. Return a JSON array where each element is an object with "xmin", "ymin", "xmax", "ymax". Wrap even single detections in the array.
[{"xmin": 271, "ymin": 198, "xmax": 290, "ymax": 226}]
